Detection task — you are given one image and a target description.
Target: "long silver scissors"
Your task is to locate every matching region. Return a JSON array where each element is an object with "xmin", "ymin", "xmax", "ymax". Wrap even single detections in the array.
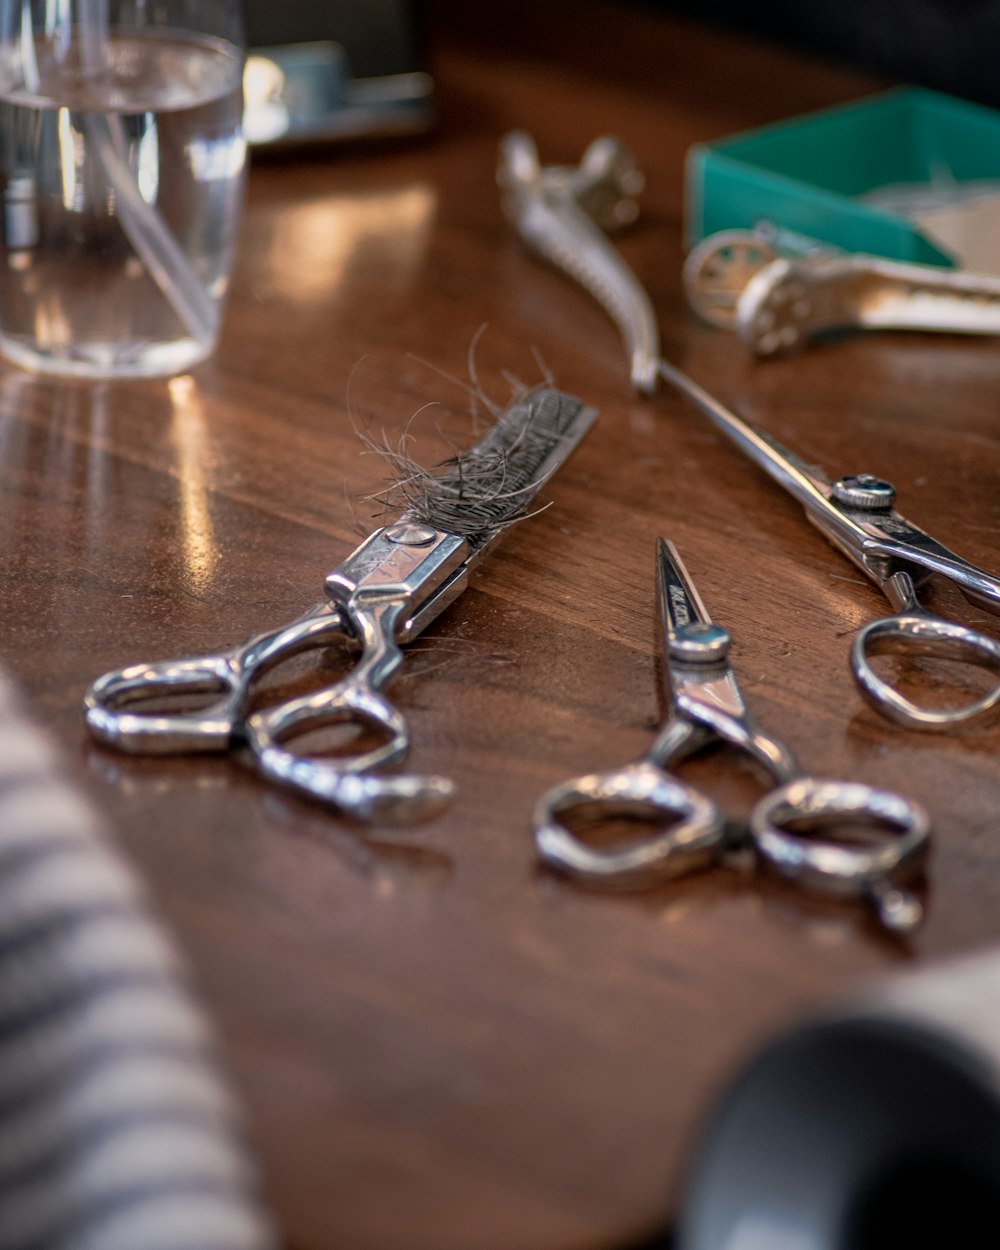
[
  {"xmin": 535, "ymin": 540, "xmax": 930, "ymax": 931},
  {"xmin": 85, "ymin": 388, "xmax": 597, "ymax": 822},
  {"xmin": 501, "ymin": 132, "xmax": 1000, "ymax": 731}
]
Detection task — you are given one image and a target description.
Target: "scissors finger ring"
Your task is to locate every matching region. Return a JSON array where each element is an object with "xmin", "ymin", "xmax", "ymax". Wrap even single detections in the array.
[
  {"xmin": 851, "ymin": 572, "xmax": 1000, "ymax": 729},
  {"xmin": 753, "ymin": 778, "xmax": 929, "ymax": 932},
  {"xmin": 84, "ymin": 603, "xmax": 344, "ymax": 754},
  {"xmin": 535, "ymin": 761, "xmax": 722, "ymax": 887}
]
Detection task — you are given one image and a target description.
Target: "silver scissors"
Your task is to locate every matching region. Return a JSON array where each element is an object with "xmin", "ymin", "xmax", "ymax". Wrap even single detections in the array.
[
  {"xmin": 656, "ymin": 362, "xmax": 1000, "ymax": 732},
  {"xmin": 501, "ymin": 132, "xmax": 1000, "ymax": 731},
  {"xmin": 85, "ymin": 388, "xmax": 597, "ymax": 822},
  {"xmin": 535, "ymin": 540, "xmax": 930, "ymax": 931}
]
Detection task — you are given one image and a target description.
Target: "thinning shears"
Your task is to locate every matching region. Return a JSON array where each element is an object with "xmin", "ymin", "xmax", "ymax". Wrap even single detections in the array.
[
  {"xmin": 535, "ymin": 540, "xmax": 930, "ymax": 931},
  {"xmin": 501, "ymin": 131, "xmax": 1000, "ymax": 731},
  {"xmin": 85, "ymin": 388, "xmax": 597, "ymax": 822}
]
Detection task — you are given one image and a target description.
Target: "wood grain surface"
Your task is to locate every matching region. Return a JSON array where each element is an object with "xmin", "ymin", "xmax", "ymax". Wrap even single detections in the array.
[{"xmin": 3, "ymin": 3, "xmax": 1000, "ymax": 1248}]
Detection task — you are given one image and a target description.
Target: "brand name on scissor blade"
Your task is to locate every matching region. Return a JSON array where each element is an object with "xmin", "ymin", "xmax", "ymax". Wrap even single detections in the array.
[{"xmin": 670, "ymin": 584, "xmax": 692, "ymax": 626}]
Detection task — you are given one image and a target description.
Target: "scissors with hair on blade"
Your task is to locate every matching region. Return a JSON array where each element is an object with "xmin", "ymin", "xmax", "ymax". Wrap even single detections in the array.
[
  {"xmin": 534, "ymin": 539, "xmax": 930, "ymax": 932},
  {"xmin": 501, "ymin": 130, "xmax": 1000, "ymax": 733},
  {"xmin": 84, "ymin": 388, "xmax": 596, "ymax": 823}
]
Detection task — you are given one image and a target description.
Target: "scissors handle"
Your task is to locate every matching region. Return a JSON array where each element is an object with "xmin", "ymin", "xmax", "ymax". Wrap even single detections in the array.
[
  {"xmin": 245, "ymin": 597, "xmax": 455, "ymax": 824},
  {"xmin": 652, "ymin": 705, "xmax": 798, "ymax": 785},
  {"xmin": 751, "ymin": 777, "xmax": 929, "ymax": 932},
  {"xmin": 852, "ymin": 604, "xmax": 1000, "ymax": 730},
  {"xmin": 534, "ymin": 758, "xmax": 723, "ymax": 888},
  {"xmin": 84, "ymin": 603, "xmax": 345, "ymax": 754}
]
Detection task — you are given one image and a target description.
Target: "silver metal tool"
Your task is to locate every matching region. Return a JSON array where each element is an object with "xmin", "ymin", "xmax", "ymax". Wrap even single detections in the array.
[
  {"xmin": 499, "ymin": 131, "xmax": 658, "ymax": 393},
  {"xmin": 535, "ymin": 540, "xmax": 929, "ymax": 930},
  {"xmin": 85, "ymin": 388, "xmax": 596, "ymax": 822},
  {"xmin": 681, "ymin": 228, "xmax": 783, "ymax": 330},
  {"xmin": 501, "ymin": 134, "xmax": 1000, "ymax": 731},
  {"xmin": 684, "ymin": 227, "xmax": 1000, "ymax": 356}
]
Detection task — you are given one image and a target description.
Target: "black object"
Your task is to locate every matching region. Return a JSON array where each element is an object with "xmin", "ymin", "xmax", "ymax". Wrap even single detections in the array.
[
  {"xmin": 649, "ymin": 0, "xmax": 1000, "ymax": 109},
  {"xmin": 242, "ymin": 0, "xmax": 433, "ymax": 146},
  {"xmin": 244, "ymin": 0, "xmax": 424, "ymax": 80}
]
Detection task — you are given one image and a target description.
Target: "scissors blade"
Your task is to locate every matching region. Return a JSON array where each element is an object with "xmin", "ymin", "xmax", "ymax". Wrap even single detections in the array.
[
  {"xmin": 657, "ymin": 359, "xmax": 842, "ymax": 514},
  {"xmin": 493, "ymin": 388, "xmax": 599, "ymax": 519},
  {"xmin": 656, "ymin": 538, "xmax": 749, "ymax": 723},
  {"xmin": 655, "ymin": 360, "xmax": 1000, "ymax": 606},
  {"xmin": 404, "ymin": 387, "xmax": 598, "ymax": 554},
  {"xmin": 656, "ymin": 536, "xmax": 715, "ymax": 639},
  {"xmin": 327, "ymin": 388, "xmax": 598, "ymax": 641}
]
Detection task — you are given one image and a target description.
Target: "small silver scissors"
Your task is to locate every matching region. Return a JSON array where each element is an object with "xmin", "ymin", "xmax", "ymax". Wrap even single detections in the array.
[
  {"xmin": 84, "ymin": 388, "xmax": 597, "ymax": 822},
  {"xmin": 501, "ymin": 131, "xmax": 1000, "ymax": 732},
  {"xmin": 535, "ymin": 539, "xmax": 930, "ymax": 931}
]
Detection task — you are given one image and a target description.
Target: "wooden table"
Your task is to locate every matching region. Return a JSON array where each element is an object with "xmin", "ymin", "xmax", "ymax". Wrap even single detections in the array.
[{"xmin": 4, "ymin": 3, "xmax": 1000, "ymax": 1247}]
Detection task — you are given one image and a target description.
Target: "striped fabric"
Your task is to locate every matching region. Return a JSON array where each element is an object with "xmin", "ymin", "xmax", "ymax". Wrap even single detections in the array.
[{"xmin": 0, "ymin": 673, "xmax": 277, "ymax": 1250}]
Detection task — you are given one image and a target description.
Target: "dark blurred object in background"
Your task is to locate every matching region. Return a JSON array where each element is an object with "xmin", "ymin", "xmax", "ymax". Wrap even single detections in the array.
[
  {"xmin": 649, "ymin": 0, "xmax": 1000, "ymax": 107},
  {"xmin": 243, "ymin": 0, "xmax": 432, "ymax": 147},
  {"xmin": 244, "ymin": 0, "xmax": 424, "ymax": 80}
]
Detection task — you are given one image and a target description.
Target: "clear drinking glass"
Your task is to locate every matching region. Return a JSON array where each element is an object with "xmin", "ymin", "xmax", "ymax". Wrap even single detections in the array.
[{"xmin": 0, "ymin": 0, "xmax": 246, "ymax": 378}]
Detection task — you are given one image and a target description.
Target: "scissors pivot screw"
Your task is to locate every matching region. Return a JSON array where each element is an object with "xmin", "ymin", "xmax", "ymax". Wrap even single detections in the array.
[
  {"xmin": 831, "ymin": 474, "xmax": 897, "ymax": 510},
  {"xmin": 384, "ymin": 523, "xmax": 439, "ymax": 547},
  {"xmin": 669, "ymin": 622, "xmax": 731, "ymax": 664}
]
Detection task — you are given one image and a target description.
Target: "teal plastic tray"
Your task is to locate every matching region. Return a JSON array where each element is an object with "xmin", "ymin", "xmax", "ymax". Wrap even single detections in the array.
[{"xmin": 686, "ymin": 87, "xmax": 1000, "ymax": 267}]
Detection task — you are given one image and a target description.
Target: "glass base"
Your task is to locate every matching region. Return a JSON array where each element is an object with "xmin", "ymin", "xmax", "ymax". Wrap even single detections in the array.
[{"xmin": 0, "ymin": 334, "xmax": 216, "ymax": 380}]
